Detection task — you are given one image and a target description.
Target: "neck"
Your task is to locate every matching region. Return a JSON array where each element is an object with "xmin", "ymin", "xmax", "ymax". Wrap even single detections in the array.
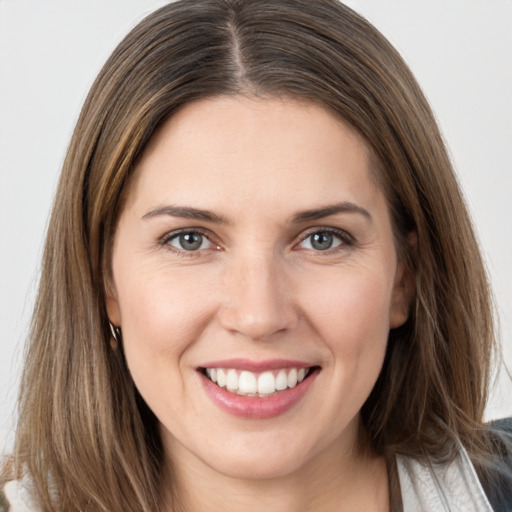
[{"xmin": 160, "ymin": 426, "xmax": 390, "ymax": 512}]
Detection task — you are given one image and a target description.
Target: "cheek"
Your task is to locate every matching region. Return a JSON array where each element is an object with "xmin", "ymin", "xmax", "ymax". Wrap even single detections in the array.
[
  {"xmin": 306, "ymin": 262, "xmax": 393, "ymax": 317},
  {"xmin": 113, "ymin": 265, "xmax": 222, "ymax": 429},
  {"xmin": 288, "ymin": 264, "xmax": 394, "ymax": 433},
  {"xmin": 298, "ymin": 264, "xmax": 393, "ymax": 361},
  {"xmin": 114, "ymin": 264, "xmax": 217, "ymax": 371}
]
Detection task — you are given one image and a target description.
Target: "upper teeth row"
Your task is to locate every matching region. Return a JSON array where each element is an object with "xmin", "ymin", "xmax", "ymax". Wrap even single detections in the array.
[{"xmin": 205, "ymin": 367, "xmax": 309, "ymax": 396}]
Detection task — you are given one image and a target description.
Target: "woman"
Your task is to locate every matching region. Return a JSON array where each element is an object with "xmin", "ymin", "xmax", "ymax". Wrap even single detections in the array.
[{"xmin": 2, "ymin": 0, "xmax": 511, "ymax": 510}]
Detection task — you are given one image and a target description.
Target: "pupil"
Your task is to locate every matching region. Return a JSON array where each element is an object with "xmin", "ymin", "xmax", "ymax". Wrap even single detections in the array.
[
  {"xmin": 180, "ymin": 233, "xmax": 202, "ymax": 250},
  {"xmin": 312, "ymin": 232, "xmax": 333, "ymax": 250}
]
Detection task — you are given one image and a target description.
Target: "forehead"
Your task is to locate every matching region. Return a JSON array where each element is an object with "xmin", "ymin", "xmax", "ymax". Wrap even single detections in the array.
[{"xmin": 124, "ymin": 95, "xmax": 385, "ymax": 218}]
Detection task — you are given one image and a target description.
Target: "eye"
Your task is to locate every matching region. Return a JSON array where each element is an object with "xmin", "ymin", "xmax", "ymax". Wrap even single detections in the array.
[
  {"xmin": 165, "ymin": 231, "xmax": 214, "ymax": 252},
  {"xmin": 298, "ymin": 229, "xmax": 350, "ymax": 251}
]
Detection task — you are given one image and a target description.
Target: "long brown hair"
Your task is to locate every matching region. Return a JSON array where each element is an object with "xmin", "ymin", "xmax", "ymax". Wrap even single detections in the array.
[{"xmin": 8, "ymin": 0, "xmax": 498, "ymax": 510}]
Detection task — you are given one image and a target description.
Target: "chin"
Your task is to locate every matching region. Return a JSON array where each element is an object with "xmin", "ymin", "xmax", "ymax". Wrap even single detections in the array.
[
  {"xmin": 197, "ymin": 432, "xmax": 320, "ymax": 481},
  {"xmin": 208, "ymin": 451, "xmax": 309, "ymax": 481}
]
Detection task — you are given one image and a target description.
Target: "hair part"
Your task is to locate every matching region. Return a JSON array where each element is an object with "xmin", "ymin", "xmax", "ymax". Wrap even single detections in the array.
[{"xmin": 9, "ymin": 1, "xmax": 499, "ymax": 510}]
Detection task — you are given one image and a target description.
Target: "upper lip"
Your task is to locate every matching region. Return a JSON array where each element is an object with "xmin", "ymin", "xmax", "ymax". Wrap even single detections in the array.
[{"xmin": 198, "ymin": 358, "xmax": 316, "ymax": 372}]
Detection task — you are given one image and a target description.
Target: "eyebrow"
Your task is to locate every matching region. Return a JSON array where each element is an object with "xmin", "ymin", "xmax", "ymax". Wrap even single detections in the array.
[
  {"xmin": 291, "ymin": 202, "xmax": 373, "ymax": 223},
  {"xmin": 142, "ymin": 205, "xmax": 230, "ymax": 224},
  {"xmin": 143, "ymin": 202, "xmax": 372, "ymax": 225}
]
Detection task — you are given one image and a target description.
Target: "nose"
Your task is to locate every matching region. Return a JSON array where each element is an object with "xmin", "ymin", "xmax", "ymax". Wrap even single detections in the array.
[{"xmin": 218, "ymin": 251, "xmax": 299, "ymax": 341}]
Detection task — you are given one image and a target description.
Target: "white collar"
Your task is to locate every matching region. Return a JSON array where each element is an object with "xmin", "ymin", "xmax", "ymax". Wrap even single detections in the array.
[
  {"xmin": 397, "ymin": 444, "xmax": 494, "ymax": 511},
  {"xmin": 3, "ymin": 477, "xmax": 38, "ymax": 512}
]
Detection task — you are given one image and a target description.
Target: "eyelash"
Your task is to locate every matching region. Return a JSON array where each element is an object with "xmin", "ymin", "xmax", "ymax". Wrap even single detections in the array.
[{"xmin": 158, "ymin": 227, "xmax": 354, "ymax": 257}]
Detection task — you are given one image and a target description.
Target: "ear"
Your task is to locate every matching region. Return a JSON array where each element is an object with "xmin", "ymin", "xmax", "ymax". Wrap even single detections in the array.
[
  {"xmin": 389, "ymin": 232, "xmax": 416, "ymax": 329},
  {"xmin": 105, "ymin": 280, "xmax": 121, "ymax": 327}
]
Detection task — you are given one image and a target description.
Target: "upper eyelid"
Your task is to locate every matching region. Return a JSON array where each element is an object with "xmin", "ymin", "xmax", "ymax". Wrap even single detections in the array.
[
  {"xmin": 297, "ymin": 226, "xmax": 354, "ymax": 243},
  {"xmin": 160, "ymin": 227, "xmax": 215, "ymax": 243}
]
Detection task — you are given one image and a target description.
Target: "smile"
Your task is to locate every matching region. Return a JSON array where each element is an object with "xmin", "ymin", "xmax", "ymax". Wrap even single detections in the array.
[
  {"xmin": 204, "ymin": 367, "xmax": 310, "ymax": 397},
  {"xmin": 198, "ymin": 359, "xmax": 320, "ymax": 418}
]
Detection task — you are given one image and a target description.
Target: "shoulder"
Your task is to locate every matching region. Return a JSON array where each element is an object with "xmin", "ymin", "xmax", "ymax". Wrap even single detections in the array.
[
  {"xmin": 397, "ymin": 444, "xmax": 495, "ymax": 511},
  {"xmin": 397, "ymin": 419, "xmax": 512, "ymax": 512},
  {"xmin": 488, "ymin": 417, "xmax": 512, "ymax": 438},
  {"xmin": 1, "ymin": 476, "xmax": 41, "ymax": 512},
  {"xmin": 0, "ymin": 488, "xmax": 8, "ymax": 512},
  {"xmin": 479, "ymin": 417, "xmax": 512, "ymax": 512}
]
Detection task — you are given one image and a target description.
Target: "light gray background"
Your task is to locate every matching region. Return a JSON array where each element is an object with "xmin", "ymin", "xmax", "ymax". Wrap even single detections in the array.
[{"xmin": 1, "ymin": 1, "xmax": 511, "ymax": 452}]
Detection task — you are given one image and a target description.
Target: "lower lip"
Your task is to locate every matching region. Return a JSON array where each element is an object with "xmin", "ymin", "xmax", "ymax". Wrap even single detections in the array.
[{"xmin": 199, "ymin": 369, "xmax": 319, "ymax": 419}]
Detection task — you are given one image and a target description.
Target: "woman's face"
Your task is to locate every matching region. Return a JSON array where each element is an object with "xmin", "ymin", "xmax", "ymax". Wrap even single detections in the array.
[{"xmin": 107, "ymin": 96, "xmax": 411, "ymax": 480}]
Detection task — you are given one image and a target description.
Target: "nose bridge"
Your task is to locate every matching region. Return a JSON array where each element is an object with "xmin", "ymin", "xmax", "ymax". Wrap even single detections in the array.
[{"xmin": 219, "ymin": 246, "xmax": 297, "ymax": 340}]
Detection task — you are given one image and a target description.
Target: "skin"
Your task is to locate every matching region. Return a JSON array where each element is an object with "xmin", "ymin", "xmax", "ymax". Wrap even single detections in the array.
[{"xmin": 107, "ymin": 96, "xmax": 412, "ymax": 511}]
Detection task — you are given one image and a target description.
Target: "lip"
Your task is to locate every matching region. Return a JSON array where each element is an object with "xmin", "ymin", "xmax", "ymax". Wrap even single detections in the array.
[
  {"xmin": 198, "ymin": 364, "xmax": 320, "ymax": 419},
  {"xmin": 198, "ymin": 358, "xmax": 313, "ymax": 372}
]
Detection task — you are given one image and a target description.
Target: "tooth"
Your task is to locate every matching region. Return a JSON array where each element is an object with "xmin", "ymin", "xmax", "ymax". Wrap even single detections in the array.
[
  {"xmin": 287, "ymin": 368, "xmax": 298, "ymax": 388},
  {"xmin": 238, "ymin": 371, "xmax": 257, "ymax": 394},
  {"xmin": 275, "ymin": 370, "xmax": 288, "ymax": 391},
  {"xmin": 257, "ymin": 372, "xmax": 276, "ymax": 394},
  {"xmin": 217, "ymin": 368, "xmax": 226, "ymax": 387},
  {"xmin": 211, "ymin": 366, "xmax": 311, "ymax": 395},
  {"xmin": 226, "ymin": 369, "xmax": 239, "ymax": 391}
]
